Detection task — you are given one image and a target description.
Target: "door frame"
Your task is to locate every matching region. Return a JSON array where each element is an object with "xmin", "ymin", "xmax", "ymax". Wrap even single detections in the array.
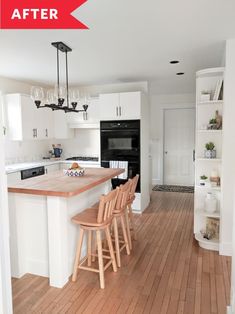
[
  {"xmin": 0, "ymin": 94, "xmax": 13, "ymax": 314},
  {"xmin": 163, "ymin": 106, "xmax": 195, "ymax": 185}
]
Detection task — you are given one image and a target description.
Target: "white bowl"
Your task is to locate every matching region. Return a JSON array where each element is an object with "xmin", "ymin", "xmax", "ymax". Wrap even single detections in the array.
[{"xmin": 63, "ymin": 168, "xmax": 85, "ymax": 177}]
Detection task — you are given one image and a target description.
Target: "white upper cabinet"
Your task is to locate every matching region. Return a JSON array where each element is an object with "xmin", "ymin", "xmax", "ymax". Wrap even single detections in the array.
[
  {"xmin": 53, "ymin": 110, "xmax": 74, "ymax": 139},
  {"xmin": 100, "ymin": 92, "xmax": 141, "ymax": 120},
  {"xmin": 5, "ymin": 94, "xmax": 54, "ymax": 141},
  {"xmin": 66, "ymin": 98, "xmax": 100, "ymax": 127}
]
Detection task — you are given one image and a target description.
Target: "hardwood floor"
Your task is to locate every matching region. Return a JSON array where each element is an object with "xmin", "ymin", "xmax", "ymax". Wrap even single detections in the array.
[{"xmin": 12, "ymin": 191, "xmax": 231, "ymax": 314}]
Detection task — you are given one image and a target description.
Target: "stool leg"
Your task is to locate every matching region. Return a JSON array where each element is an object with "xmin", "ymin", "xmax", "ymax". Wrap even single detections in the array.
[
  {"xmin": 105, "ymin": 227, "xmax": 117, "ymax": 272},
  {"xmin": 113, "ymin": 217, "xmax": 121, "ymax": 267},
  {"xmin": 96, "ymin": 230, "xmax": 105, "ymax": 289},
  {"xmin": 120, "ymin": 215, "xmax": 130, "ymax": 255},
  {"xmin": 72, "ymin": 228, "xmax": 85, "ymax": 282},
  {"xmin": 92, "ymin": 232, "xmax": 96, "ymax": 262},
  {"xmin": 125, "ymin": 208, "xmax": 132, "ymax": 250},
  {"xmin": 129, "ymin": 205, "xmax": 137, "ymax": 241},
  {"xmin": 87, "ymin": 230, "xmax": 92, "ymax": 267}
]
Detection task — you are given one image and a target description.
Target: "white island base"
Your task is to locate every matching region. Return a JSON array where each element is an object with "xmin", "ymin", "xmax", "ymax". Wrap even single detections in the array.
[{"xmin": 9, "ymin": 181, "xmax": 111, "ymax": 288}]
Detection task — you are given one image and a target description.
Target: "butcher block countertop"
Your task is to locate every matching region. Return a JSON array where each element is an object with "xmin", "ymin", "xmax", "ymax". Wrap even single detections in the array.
[{"xmin": 8, "ymin": 168, "xmax": 124, "ymax": 197}]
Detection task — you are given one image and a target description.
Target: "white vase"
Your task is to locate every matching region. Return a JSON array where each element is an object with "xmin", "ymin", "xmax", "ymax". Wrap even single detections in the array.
[{"xmin": 205, "ymin": 192, "xmax": 217, "ymax": 213}]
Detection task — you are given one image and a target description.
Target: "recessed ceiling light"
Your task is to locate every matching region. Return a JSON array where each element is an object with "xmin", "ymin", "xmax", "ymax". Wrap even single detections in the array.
[
  {"xmin": 176, "ymin": 72, "xmax": 184, "ymax": 75},
  {"xmin": 170, "ymin": 60, "xmax": 179, "ymax": 64}
]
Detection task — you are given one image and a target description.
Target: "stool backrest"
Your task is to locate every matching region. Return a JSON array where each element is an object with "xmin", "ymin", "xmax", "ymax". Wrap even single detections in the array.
[
  {"xmin": 97, "ymin": 188, "xmax": 118, "ymax": 224},
  {"xmin": 129, "ymin": 174, "xmax": 139, "ymax": 199},
  {"xmin": 115, "ymin": 181, "xmax": 131, "ymax": 212}
]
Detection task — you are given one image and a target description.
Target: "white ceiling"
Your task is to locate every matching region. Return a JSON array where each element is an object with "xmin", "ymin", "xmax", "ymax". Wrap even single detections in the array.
[{"xmin": 0, "ymin": 0, "xmax": 235, "ymax": 94}]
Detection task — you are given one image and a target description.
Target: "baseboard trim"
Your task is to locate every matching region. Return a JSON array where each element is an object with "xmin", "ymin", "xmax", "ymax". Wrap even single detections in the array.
[{"xmin": 219, "ymin": 242, "xmax": 232, "ymax": 256}]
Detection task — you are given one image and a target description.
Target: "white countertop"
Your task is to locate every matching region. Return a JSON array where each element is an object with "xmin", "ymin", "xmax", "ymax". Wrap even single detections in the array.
[{"xmin": 5, "ymin": 159, "xmax": 101, "ymax": 174}]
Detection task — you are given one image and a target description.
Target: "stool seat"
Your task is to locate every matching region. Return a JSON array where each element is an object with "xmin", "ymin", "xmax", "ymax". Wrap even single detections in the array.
[{"xmin": 72, "ymin": 208, "xmax": 111, "ymax": 228}]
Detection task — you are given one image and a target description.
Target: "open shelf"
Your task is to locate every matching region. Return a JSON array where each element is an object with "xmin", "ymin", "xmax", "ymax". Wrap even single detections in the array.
[
  {"xmin": 196, "ymin": 158, "xmax": 222, "ymax": 162},
  {"xmin": 195, "ymin": 185, "xmax": 221, "ymax": 191},
  {"xmin": 195, "ymin": 233, "xmax": 219, "ymax": 251},
  {"xmin": 195, "ymin": 209, "xmax": 220, "ymax": 218},
  {"xmin": 198, "ymin": 100, "xmax": 223, "ymax": 105},
  {"xmin": 197, "ymin": 129, "xmax": 222, "ymax": 134}
]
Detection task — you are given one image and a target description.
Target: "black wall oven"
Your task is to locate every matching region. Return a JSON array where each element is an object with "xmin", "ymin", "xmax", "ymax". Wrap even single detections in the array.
[{"xmin": 100, "ymin": 120, "xmax": 140, "ymax": 192}]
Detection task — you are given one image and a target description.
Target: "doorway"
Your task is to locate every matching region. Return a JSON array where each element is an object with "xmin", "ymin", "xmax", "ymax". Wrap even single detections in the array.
[{"xmin": 163, "ymin": 108, "xmax": 195, "ymax": 186}]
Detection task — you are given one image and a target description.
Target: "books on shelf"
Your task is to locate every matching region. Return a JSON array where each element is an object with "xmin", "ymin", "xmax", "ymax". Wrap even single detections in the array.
[{"xmin": 213, "ymin": 79, "xmax": 223, "ymax": 101}]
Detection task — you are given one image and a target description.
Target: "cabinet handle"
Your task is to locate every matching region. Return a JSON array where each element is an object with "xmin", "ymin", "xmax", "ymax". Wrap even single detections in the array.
[
  {"xmin": 45, "ymin": 128, "xmax": 48, "ymax": 137},
  {"xmin": 86, "ymin": 112, "xmax": 88, "ymax": 120},
  {"xmin": 35, "ymin": 129, "xmax": 37, "ymax": 138},
  {"xmin": 119, "ymin": 106, "xmax": 121, "ymax": 116},
  {"xmin": 116, "ymin": 106, "xmax": 118, "ymax": 117},
  {"xmin": 33, "ymin": 129, "xmax": 36, "ymax": 138}
]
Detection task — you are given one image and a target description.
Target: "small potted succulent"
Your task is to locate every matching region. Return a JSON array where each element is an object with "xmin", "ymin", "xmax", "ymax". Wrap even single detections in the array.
[
  {"xmin": 199, "ymin": 175, "xmax": 208, "ymax": 186},
  {"xmin": 204, "ymin": 142, "xmax": 216, "ymax": 158},
  {"xmin": 208, "ymin": 118, "xmax": 217, "ymax": 130}
]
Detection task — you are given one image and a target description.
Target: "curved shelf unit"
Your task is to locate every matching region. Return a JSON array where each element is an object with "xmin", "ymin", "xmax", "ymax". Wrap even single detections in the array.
[{"xmin": 194, "ymin": 67, "xmax": 224, "ymax": 252}]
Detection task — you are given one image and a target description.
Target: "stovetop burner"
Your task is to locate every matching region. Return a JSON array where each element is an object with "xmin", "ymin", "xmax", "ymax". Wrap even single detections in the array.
[{"xmin": 66, "ymin": 156, "xmax": 99, "ymax": 162}]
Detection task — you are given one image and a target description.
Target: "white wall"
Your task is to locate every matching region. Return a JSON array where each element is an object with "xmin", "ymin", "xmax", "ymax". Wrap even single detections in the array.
[
  {"xmin": 0, "ymin": 94, "xmax": 13, "ymax": 314},
  {"xmin": 149, "ymin": 89, "xmax": 195, "ymax": 185},
  {"xmin": 60, "ymin": 129, "xmax": 100, "ymax": 159},
  {"xmin": 223, "ymin": 38, "xmax": 235, "ymax": 313}
]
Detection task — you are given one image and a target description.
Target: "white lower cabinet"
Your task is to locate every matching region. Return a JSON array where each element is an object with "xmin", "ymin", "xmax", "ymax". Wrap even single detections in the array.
[
  {"xmin": 45, "ymin": 164, "xmax": 60, "ymax": 174},
  {"xmin": 7, "ymin": 172, "xmax": 21, "ymax": 185}
]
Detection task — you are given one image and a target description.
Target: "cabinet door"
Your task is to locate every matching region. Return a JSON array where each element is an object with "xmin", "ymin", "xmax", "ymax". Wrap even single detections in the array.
[
  {"xmin": 53, "ymin": 111, "xmax": 74, "ymax": 139},
  {"xmin": 45, "ymin": 164, "xmax": 60, "ymax": 174},
  {"xmin": 119, "ymin": 92, "xmax": 141, "ymax": 119},
  {"xmin": 85, "ymin": 98, "xmax": 100, "ymax": 123},
  {"xmin": 99, "ymin": 93, "xmax": 120, "ymax": 120},
  {"xmin": 7, "ymin": 172, "xmax": 21, "ymax": 185},
  {"xmin": 36, "ymin": 107, "xmax": 54, "ymax": 139},
  {"xmin": 21, "ymin": 95, "xmax": 38, "ymax": 140}
]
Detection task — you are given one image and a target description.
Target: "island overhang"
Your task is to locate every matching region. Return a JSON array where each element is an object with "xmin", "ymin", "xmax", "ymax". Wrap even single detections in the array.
[{"xmin": 8, "ymin": 167, "xmax": 124, "ymax": 197}]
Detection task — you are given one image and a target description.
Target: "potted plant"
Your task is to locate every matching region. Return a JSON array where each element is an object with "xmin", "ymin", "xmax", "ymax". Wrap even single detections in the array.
[
  {"xmin": 199, "ymin": 175, "xmax": 208, "ymax": 186},
  {"xmin": 208, "ymin": 118, "xmax": 217, "ymax": 130},
  {"xmin": 204, "ymin": 142, "xmax": 216, "ymax": 159}
]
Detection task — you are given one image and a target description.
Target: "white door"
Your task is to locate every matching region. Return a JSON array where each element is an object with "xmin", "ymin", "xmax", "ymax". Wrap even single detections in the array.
[{"xmin": 164, "ymin": 108, "xmax": 195, "ymax": 186}]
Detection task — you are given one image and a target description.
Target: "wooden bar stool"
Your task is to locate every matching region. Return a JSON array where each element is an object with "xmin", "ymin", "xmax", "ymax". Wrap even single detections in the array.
[
  {"xmin": 71, "ymin": 188, "xmax": 118, "ymax": 289},
  {"xmin": 112, "ymin": 181, "xmax": 131, "ymax": 267},
  {"xmin": 126, "ymin": 174, "xmax": 139, "ymax": 249}
]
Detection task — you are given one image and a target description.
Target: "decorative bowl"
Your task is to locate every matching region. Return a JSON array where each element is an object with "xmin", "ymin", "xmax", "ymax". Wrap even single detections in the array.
[{"xmin": 63, "ymin": 168, "xmax": 85, "ymax": 177}]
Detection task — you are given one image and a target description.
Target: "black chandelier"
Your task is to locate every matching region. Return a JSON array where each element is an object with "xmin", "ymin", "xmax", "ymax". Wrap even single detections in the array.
[{"xmin": 31, "ymin": 42, "xmax": 88, "ymax": 113}]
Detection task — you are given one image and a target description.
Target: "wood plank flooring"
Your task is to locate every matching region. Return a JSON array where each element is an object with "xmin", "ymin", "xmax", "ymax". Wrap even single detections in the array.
[{"xmin": 12, "ymin": 191, "xmax": 231, "ymax": 314}]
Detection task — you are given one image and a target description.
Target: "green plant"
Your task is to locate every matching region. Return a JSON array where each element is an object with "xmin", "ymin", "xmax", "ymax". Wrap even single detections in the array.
[
  {"xmin": 200, "ymin": 175, "xmax": 208, "ymax": 180},
  {"xmin": 209, "ymin": 118, "xmax": 217, "ymax": 124},
  {"xmin": 205, "ymin": 142, "xmax": 215, "ymax": 151}
]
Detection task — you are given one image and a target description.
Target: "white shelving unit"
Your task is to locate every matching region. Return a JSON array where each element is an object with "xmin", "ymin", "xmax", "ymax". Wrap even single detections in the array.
[{"xmin": 194, "ymin": 67, "xmax": 224, "ymax": 251}]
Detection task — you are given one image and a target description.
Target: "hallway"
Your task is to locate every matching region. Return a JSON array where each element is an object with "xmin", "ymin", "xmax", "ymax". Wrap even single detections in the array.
[{"xmin": 12, "ymin": 191, "xmax": 231, "ymax": 313}]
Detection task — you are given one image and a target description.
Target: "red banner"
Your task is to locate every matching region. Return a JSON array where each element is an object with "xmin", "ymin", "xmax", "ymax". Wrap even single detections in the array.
[{"xmin": 0, "ymin": 0, "xmax": 88, "ymax": 29}]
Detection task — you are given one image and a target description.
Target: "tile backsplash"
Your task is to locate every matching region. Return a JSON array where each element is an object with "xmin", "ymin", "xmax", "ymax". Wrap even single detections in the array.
[{"xmin": 4, "ymin": 129, "xmax": 100, "ymax": 165}]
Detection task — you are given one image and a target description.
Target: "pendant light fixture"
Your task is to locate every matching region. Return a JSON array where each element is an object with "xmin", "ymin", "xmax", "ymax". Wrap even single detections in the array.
[{"xmin": 31, "ymin": 42, "xmax": 88, "ymax": 113}]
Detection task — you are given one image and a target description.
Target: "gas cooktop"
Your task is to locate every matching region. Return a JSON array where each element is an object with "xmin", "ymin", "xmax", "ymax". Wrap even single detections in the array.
[{"xmin": 66, "ymin": 156, "xmax": 99, "ymax": 162}]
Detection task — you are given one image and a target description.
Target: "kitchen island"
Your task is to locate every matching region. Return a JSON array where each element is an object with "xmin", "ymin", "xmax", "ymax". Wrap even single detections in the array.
[{"xmin": 8, "ymin": 167, "xmax": 123, "ymax": 288}]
